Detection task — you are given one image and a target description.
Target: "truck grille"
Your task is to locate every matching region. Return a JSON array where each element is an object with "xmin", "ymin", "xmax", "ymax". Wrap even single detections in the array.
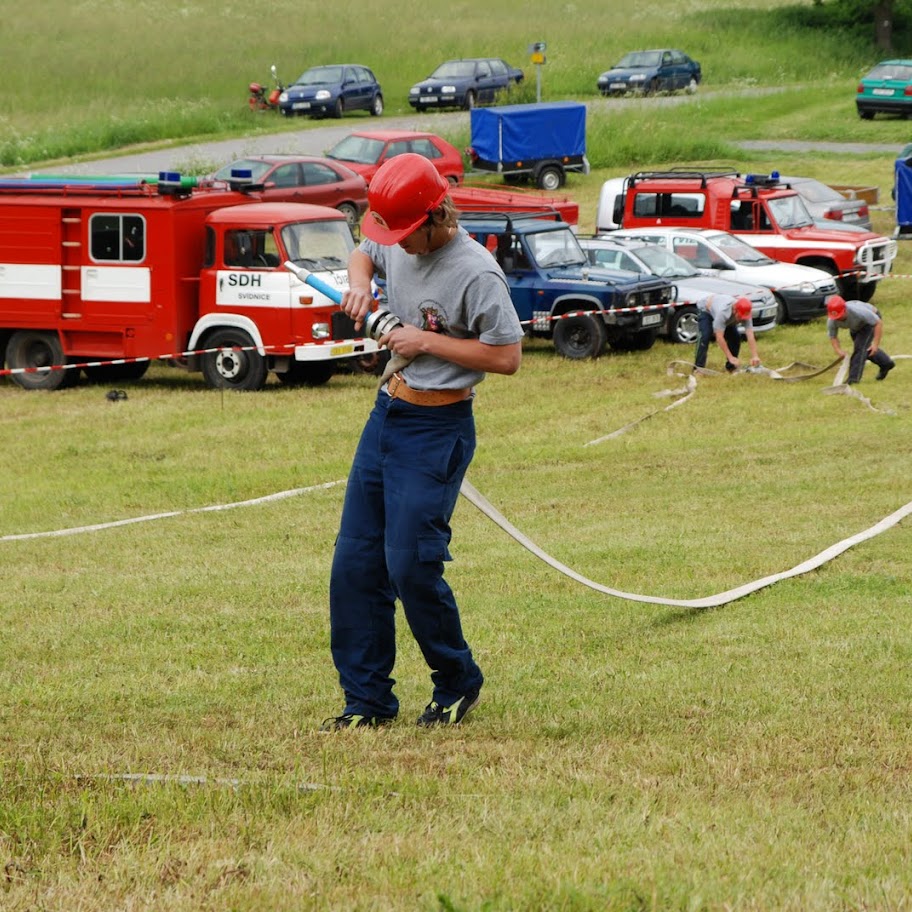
[
  {"xmin": 858, "ymin": 238, "xmax": 897, "ymax": 275},
  {"xmin": 332, "ymin": 311, "xmax": 358, "ymax": 341}
]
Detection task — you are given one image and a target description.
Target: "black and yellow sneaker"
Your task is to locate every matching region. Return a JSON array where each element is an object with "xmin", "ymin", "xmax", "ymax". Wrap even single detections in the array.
[
  {"xmin": 415, "ymin": 690, "xmax": 480, "ymax": 727},
  {"xmin": 319, "ymin": 713, "xmax": 395, "ymax": 732}
]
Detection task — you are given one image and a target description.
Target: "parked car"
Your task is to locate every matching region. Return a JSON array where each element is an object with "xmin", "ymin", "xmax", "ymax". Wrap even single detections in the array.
[
  {"xmin": 856, "ymin": 59, "xmax": 912, "ymax": 120},
  {"xmin": 462, "ymin": 212, "xmax": 675, "ymax": 358},
  {"xmin": 778, "ymin": 176, "xmax": 872, "ymax": 230},
  {"xmin": 408, "ymin": 57, "xmax": 523, "ymax": 111},
  {"xmin": 325, "ymin": 130, "xmax": 464, "ymax": 185},
  {"xmin": 578, "ymin": 236, "xmax": 777, "ymax": 344},
  {"xmin": 211, "ymin": 155, "xmax": 368, "ymax": 226},
  {"xmin": 611, "ymin": 227, "xmax": 837, "ymax": 325},
  {"xmin": 597, "ymin": 49, "xmax": 700, "ymax": 96},
  {"xmin": 278, "ymin": 64, "xmax": 383, "ymax": 119}
]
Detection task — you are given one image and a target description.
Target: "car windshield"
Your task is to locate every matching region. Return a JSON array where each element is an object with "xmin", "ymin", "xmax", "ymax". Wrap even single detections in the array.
[
  {"xmin": 766, "ymin": 194, "xmax": 814, "ymax": 229},
  {"xmin": 615, "ymin": 51, "xmax": 662, "ymax": 68},
  {"xmin": 326, "ymin": 135, "xmax": 384, "ymax": 165},
  {"xmin": 429, "ymin": 61, "xmax": 477, "ymax": 78},
  {"xmin": 866, "ymin": 63, "xmax": 912, "ymax": 81},
  {"xmin": 294, "ymin": 66, "xmax": 344, "ymax": 86},
  {"xmin": 712, "ymin": 233, "xmax": 776, "ymax": 265},
  {"xmin": 526, "ymin": 228, "xmax": 587, "ymax": 268},
  {"xmin": 213, "ymin": 159, "xmax": 273, "ymax": 182},
  {"xmin": 632, "ymin": 244, "xmax": 698, "ymax": 278},
  {"xmin": 282, "ymin": 219, "xmax": 354, "ymax": 270}
]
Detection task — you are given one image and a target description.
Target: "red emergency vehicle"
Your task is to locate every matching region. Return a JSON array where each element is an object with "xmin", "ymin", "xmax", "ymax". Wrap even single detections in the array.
[
  {"xmin": 618, "ymin": 170, "xmax": 896, "ymax": 301},
  {"xmin": 0, "ymin": 173, "xmax": 377, "ymax": 390}
]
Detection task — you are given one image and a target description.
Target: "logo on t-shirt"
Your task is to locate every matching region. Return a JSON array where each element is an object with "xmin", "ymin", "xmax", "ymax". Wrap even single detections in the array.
[{"xmin": 420, "ymin": 304, "xmax": 448, "ymax": 334}]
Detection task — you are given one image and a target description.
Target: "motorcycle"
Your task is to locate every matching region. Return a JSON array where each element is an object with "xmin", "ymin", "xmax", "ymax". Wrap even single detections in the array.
[{"xmin": 248, "ymin": 65, "xmax": 285, "ymax": 112}]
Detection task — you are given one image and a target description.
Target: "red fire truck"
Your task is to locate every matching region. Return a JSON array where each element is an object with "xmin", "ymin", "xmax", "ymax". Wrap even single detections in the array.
[
  {"xmin": 0, "ymin": 173, "xmax": 377, "ymax": 390},
  {"xmin": 615, "ymin": 170, "xmax": 897, "ymax": 301}
]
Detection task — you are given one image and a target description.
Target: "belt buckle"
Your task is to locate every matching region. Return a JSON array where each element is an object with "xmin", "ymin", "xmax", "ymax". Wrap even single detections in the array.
[{"xmin": 387, "ymin": 372, "xmax": 404, "ymax": 400}]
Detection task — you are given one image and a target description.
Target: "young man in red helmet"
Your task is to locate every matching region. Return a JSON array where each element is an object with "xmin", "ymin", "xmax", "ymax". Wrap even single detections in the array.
[
  {"xmin": 693, "ymin": 294, "xmax": 761, "ymax": 373},
  {"xmin": 321, "ymin": 153, "xmax": 523, "ymax": 731},
  {"xmin": 826, "ymin": 294, "xmax": 895, "ymax": 384}
]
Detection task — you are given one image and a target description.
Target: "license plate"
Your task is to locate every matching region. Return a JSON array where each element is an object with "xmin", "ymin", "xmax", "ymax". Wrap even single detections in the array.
[
  {"xmin": 761, "ymin": 307, "xmax": 777, "ymax": 319},
  {"xmin": 419, "ymin": 96, "xmax": 437, "ymax": 102},
  {"xmin": 609, "ymin": 82, "xmax": 626, "ymax": 90},
  {"xmin": 292, "ymin": 101, "xmax": 311, "ymax": 109},
  {"xmin": 872, "ymin": 88, "xmax": 895, "ymax": 96},
  {"xmin": 642, "ymin": 313, "xmax": 663, "ymax": 326},
  {"xmin": 330, "ymin": 343, "xmax": 354, "ymax": 356}
]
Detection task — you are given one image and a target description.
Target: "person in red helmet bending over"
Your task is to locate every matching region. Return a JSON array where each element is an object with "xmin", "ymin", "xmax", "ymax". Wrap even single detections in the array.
[
  {"xmin": 322, "ymin": 153, "xmax": 524, "ymax": 732},
  {"xmin": 826, "ymin": 294, "xmax": 895, "ymax": 384},
  {"xmin": 693, "ymin": 294, "xmax": 761, "ymax": 373}
]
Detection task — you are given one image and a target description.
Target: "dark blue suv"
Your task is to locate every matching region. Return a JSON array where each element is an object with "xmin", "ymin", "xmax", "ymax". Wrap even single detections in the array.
[
  {"xmin": 409, "ymin": 58, "xmax": 523, "ymax": 111},
  {"xmin": 460, "ymin": 212, "xmax": 675, "ymax": 358},
  {"xmin": 278, "ymin": 64, "xmax": 384, "ymax": 119}
]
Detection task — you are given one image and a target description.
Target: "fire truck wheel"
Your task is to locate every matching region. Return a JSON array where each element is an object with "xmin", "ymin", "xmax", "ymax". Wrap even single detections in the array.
[
  {"xmin": 5, "ymin": 330, "xmax": 79, "ymax": 391},
  {"xmin": 201, "ymin": 329, "xmax": 268, "ymax": 391},
  {"xmin": 552, "ymin": 313, "xmax": 607, "ymax": 359},
  {"xmin": 276, "ymin": 361, "xmax": 334, "ymax": 386}
]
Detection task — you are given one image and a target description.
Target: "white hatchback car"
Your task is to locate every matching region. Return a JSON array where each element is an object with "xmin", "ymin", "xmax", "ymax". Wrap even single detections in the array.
[{"xmin": 610, "ymin": 227, "xmax": 837, "ymax": 324}]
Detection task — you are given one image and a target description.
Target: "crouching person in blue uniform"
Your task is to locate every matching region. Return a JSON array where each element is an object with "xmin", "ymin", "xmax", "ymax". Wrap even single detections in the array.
[
  {"xmin": 322, "ymin": 153, "xmax": 524, "ymax": 731},
  {"xmin": 826, "ymin": 294, "xmax": 895, "ymax": 384}
]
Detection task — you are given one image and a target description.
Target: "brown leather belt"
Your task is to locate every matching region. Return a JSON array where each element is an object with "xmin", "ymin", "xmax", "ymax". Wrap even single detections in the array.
[{"xmin": 385, "ymin": 372, "xmax": 472, "ymax": 407}]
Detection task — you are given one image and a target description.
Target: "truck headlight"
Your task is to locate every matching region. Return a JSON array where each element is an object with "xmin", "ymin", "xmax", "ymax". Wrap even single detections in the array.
[
  {"xmin": 313, "ymin": 322, "xmax": 330, "ymax": 340},
  {"xmin": 315, "ymin": 90, "xmax": 331, "ymax": 101}
]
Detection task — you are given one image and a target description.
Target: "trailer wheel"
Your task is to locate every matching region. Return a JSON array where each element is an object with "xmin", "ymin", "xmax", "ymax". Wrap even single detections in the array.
[
  {"xmin": 536, "ymin": 165, "xmax": 563, "ymax": 191},
  {"xmin": 5, "ymin": 330, "xmax": 78, "ymax": 391},
  {"xmin": 202, "ymin": 329, "xmax": 268, "ymax": 391},
  {"xmin": 276, "ymin": 361, "xmax": 334, "ymax": 386},
  {"xmin": 552, "ymin": 313, "xmax": 607, "ymax": 359}
]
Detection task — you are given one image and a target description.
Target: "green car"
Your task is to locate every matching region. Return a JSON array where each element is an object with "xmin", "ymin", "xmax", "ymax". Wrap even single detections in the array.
[{"xmin": 856, "ymin": 59, "xmax": 912, "ymax": 119}]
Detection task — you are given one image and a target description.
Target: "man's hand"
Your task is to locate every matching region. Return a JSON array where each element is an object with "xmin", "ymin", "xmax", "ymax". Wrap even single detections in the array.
[
  {"xmin": 340, "ymin": 287, "xmax": 374, "ymax": 331},
  {"xmin": 380, "ymin": 324, "xmax": 425, "ymax": 360}
]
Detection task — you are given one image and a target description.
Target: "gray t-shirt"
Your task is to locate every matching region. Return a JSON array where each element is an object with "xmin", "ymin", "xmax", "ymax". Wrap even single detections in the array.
[
  {"xmin": 360, "ymin": 227, "xmax": 524, "ymax": 390},
  {"xmin": 696, "ymin": 293, "xmax": 752, "ymax": 332},
  {"xmin": 827, "ymin": 300, "xmax": 880, "ymax": 338}
]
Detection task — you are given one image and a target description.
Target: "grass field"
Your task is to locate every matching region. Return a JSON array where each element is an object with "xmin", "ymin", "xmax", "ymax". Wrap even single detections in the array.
[{"xmin": 3, "ymin": 2, "xmax": 912, "ymax": 910}]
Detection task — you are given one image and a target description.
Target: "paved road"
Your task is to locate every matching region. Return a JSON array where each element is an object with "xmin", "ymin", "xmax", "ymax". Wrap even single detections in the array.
[{"xmin": 17, "ymin": 92, "xmax": 905, "ymax": 178}]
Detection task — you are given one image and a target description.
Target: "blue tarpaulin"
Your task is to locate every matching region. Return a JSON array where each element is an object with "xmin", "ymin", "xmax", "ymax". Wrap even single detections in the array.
[
  {"xmin": 470, "ymin": 102, "xmax": 586, "ymax": 164},
  {"xmin": 895, "ymin": 157, "xmax": 912, "ymax": 228}
]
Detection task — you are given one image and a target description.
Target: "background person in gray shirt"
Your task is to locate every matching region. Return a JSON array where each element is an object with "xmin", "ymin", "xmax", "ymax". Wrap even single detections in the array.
[
  {"xmin": 694, "ymin": 294, "xmax": 761, "ymax": 372},
  {"xmin": 826, "ymin": 295, "xmax": 895, "ymax": 384}
]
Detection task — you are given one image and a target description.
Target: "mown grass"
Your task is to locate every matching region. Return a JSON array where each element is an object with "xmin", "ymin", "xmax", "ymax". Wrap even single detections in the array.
[{"xmin": 4, "ymin": 2, "xmax": 912, "ymax": 909}]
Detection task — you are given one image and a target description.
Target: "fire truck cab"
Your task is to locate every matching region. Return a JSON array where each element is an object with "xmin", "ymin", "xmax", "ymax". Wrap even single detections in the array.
[
  {"xmin": 615, "ymin": 170, "xmax": 896, "ymax": 302},
  {"xmin": 0, "ymin": 173, "xmax": 377, "ymax": 390}
]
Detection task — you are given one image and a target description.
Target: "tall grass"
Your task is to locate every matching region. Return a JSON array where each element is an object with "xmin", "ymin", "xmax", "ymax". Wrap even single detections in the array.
[{"xmin": 0, "ymin": 0, "xmax": 903, "ymax": 168}]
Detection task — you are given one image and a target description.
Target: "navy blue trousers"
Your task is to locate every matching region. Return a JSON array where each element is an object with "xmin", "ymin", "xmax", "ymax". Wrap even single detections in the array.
[
  {"xmin": 695, "ymin": 311, "xmax": 741, "ymax": 370},
  {"xmin": 848, "ymin": 323, "xmax": 894, "ymax": 383},
  {"xmin": 329, "ymin": 392, "xmax": 482, "ymax": 718}
]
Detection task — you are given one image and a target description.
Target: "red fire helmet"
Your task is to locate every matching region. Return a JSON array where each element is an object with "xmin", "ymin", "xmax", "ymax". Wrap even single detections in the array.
[
  {"xmin": 733, "ymin": 296, "xmax": 753, "ymax": 321},
  {"xmin": 362, "ymin": 153, "xmax": 450, "ymax": 244},
  {"xmin": 826, "ymin": 295, "xmax": 847, "ymax": 320}
]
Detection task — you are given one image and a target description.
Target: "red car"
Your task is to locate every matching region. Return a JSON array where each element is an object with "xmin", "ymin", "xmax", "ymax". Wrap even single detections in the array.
[
  {"xmin": 212, "ymin": 155, "xmax": 368, "ymax": 226},
  {"xmin": 325, "ymin": 130, "xmax": 464, "ymax": 185}
]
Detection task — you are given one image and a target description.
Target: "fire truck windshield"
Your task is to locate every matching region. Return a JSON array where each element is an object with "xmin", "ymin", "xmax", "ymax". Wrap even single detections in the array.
[
  {"xmin": 765, "ymin": 194, "xmax": 814, "ymax": 230},
  {"xmin": 281, "ymin": 219, "xmax": 355, "ymax": 269}
]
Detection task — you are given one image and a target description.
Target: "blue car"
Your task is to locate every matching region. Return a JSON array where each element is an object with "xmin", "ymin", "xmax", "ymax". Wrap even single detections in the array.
[
  {"xmin": 408, "ymin": 57, "xmax": 523, "ymax": 112},
  {"xmin": 597, "ymin": 49, "xmax": 701, "ymax": 96},
  {"xmin": 278, "ymin": 64, "xmax": 384, "ymax": 119}
]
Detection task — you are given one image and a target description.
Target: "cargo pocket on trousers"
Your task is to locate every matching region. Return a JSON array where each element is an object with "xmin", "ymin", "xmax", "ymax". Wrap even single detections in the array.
[{"xmin": 418, "ymin": 534, "xmax": 453, "ymax": 564}]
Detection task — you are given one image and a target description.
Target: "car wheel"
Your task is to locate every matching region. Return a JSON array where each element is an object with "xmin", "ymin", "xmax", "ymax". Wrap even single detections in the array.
[
  {"xmin": 646, "ymin": 78, "xmax": 660, "ymax": 95},
  {"xmin": 552, "ymin": 313, "xmax": 607, "ymax": 359},
  {"xmin": 336, "ymin": 202, "xmax": 359, "ymax": 228},
  {"xmin": 5, "ymin": 330, "xmax": 79, "ymax": 390},
  {"xmin": 201, "ymin": 328, "xmax": 268, "ymax": 391},
  {"xmin": 463, "ymin": 90, "xmax": 476, "ymax": 111},
  {"xmin": 668, "ymin": 306, "xmax": 699, "ymax": 345},
  {"xmin": 370, "ymin": 94, "xmax": 383, "ymax": 116},
  {"xmin": 859, "ymin": 110, "xmax": 874, "ymax": 120},
  {"xmin": 332, "ymin": 98, "xmax": 344, "ymax": 119},
  {"xmin": 774, "ymin": 293, "xmax": 790, "ymax": 325},
  {"xmin": 536, "ymin": 165, "xmax": 563, "ymax": 191}
]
